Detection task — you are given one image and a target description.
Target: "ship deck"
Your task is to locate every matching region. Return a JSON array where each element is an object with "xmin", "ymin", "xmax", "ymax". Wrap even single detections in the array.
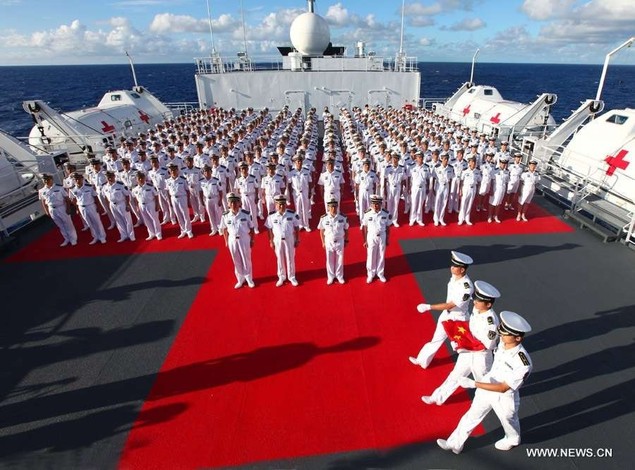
[{"xmin": 1, "ymin": 192, "xmax": 634, "ymax": 469}]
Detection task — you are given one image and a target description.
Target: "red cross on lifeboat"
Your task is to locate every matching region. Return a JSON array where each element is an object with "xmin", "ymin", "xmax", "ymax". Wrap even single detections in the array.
[
  {"xmin": 604, "ymin": 149, "xmax": 630, "ymax": 176},
  {"xmin": 138, "ymin": 110, "xmax": 150, "ymax": 124},
  {"xmin": 490, "ymin": 112, "xmax": 501, "ymax": 124},
  {"xmin": 462, "ymin": 104, "xmax": 471, "ymax": 117},
  {"xmin": 101, "ymin": 121, "xmax": 115, "ymax": 133}
]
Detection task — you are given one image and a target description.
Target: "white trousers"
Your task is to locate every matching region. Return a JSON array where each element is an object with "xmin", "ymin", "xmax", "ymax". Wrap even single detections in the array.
[
  {"xmin": 409, "ymin": 186, "xmax": 426, "ymax": 224},
  {"xmin": 49, "ymin": 205, "xmax": 77, "ymax": 243},
  {"xmin": 111, "ymin": 202, "xmax": 134, "ymax": 240},
  {"xmin": 139, "ymin": 202, "xmax": 162, "ymax": 238},
  {"xmin": 447, "ymin": 388, "xmax": 521, "ymax": 451},
  {"xmin": 204, "ymin": 197, "xmax": 221, "ymax": 232},
  {"xmin": 366, "ymin": 234, "xmax": 386, "ymax": 278},
  {"xmin": 458, "ymin": 188, "xmax": 477, "ymax": 224},
  {"xmin": 158, "ymin": 190, "xmax": 174, "ymax": 223},
  {"xmin": 78, "ymin": 204, "xmax": 105, "ymax": 241},
  {"xmin": 386, "ymin": 185, "xmax": 401, "ymax": 223},
  {"xmin": 433, "ymin": 184, "xmax": 450, "ymax": 223},
  {"xmin": 228, "ymin": 237, "xmax": 253, "ymax": 283},
  {"xmin": 325, "ymin": 241, "xmax": 345, "ymax": 281},
  {"xmin": 293, "ymin": 190, "xmax": 310, "ymax": 229},
  {"xmin": 171, "ymin": 195, "xmax": 192, "ymax": 235},
  {"xmin": 274, "ymin": 237, "xmax": 296, "ymax": 280},
  {"xmin": 429, "ymin": 350, "xmax": 493, "ymax": 404}
]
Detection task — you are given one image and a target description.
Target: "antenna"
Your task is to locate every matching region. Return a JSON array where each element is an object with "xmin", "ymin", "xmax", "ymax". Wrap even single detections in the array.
[
  {"xmin": 240, "ymin": 0, "xmax": 248, "ymax": 56},
  {"xmin": 469, "ymin": 48, "xmax": 480, "ymax": 84},
  {"xmin": 307, "ymin": 0, "xmax": 315, "ymax": 13},
  {"xmin": 399, "ymin": 0, "xmax": 405, "ymax": 55},
  {"xmin": 596, "ymin": 36, "xmax": 635, "ymax": 101},
  {"xmin": 206, "ymin": 0, "xmax": 216, "ymax": 54},
  {"xmin": 125, "ymin": 51, "xmax": 139, "ymax": 88}
]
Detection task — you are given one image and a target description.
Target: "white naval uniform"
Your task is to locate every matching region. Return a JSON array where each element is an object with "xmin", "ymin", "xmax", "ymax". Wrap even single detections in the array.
[
  {"xmin": 361, "ymin": 208, "xmax": 391, "ymax": 279},
  {"xmin": 518, "ymin": 170, "xmax": 540, "ymax": 205},
  {"xmin": 261, "ymin": 174, "xmax": 285, "ymax": 215},
  {"xmin": 478, "ymin": 162, "xmax": 494, "ymax": 196},
  {"xmin": 427, "ymin": 306, "xmax": 499, "ymax": 405},
  {"xmin": 200, "ymin": 176, "xmax": 222, "ymax": 233},
  {"xmin": 220, "ymin": 209, "xmax": 254, "ymax": 284},
  {"xmin": 433, "ymin": 165, "xmax": 455, "ymax": 224},
  {"xmin": 69, "ymin": 183, "xmax": 106, "ymax": 242},
  {"xmin": 183, "ymin": 167, "xmax": 205, "ymax": 221},
  {"xmin": 288, "ymin": 168, "xmax": 311, "ymax": 230},
  {"xmin": 104, "ymin": 181, "xmax": 135, "ymax": 241},
  {"xmin": 355, "ymin": 170, "xmax": 378, "ymax": 222},
  {"xmin": 132, "ymin": 183, "xmax": 162, "ymax": 239},
  {"xmin": 317, "ymin": 212, "xmax": 349, "ymax": 282},
  {"xmin": 148, "ymin": 167, "xmax": 174, "ymax": 224},
  {"xmin": 383, "ymin": 165, "xmax": 406, "ymax": 225},
  {"xmin": 235, "ymin": 174, "xmax": 259, "ymax": 223},
  {"xmin": 318, "ymin": 170, "xmax": 344, "ymax": 211},
  {"xmin": 449, "ymin": 159, "xmax": 468, "ymax": 213},
  {"xmin": 489, "ymin": 168, "xmax": 510, "ymax": 206},
  {"xmin": 39, "ymin": 184, "xmax": 77, "ymax": 244},
  {"xmin": 445, "ymin": 341, "xmax": 533, "ymax": 451},
  {"xmin": 458, "ymin": 168, "xmax": 482, "ymax": 224},
  {"xmin": 409, "ymin": 164, "xmax": 430, "ymax": 225},
  {"xmin": 507, "ymin": 162, "xmax": 524, "ymax": 194},
  {"xmin": 166, "ymin": 175, "xmax": 193, "ymax": 236},
  {"xmin": 265, "ymin": 209, "xmax": 300, "ymax": 282},
  {"xmin": 413, "ymin": 275, "xmax": 474, "ymax": 368}
]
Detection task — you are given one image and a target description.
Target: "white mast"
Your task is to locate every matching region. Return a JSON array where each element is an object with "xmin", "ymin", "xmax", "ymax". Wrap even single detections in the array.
[
  {"xmin": 206, "ymin": 0, "xmax": 216, "ymax": 54},
  {"xmin": 396, "ymin": 0, "xmax": 406, "ymax": 71},
  {"xmin": 469, "ymin": 48, "xmax": 480, "ymax": 84},
  {"xmin": 125, "ymin": 51, "xmax": 139, "ymax": 89}
]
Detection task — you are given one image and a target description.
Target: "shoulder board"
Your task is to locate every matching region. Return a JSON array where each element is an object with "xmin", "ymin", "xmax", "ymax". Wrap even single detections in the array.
[
  {"xmin": 85, "ymin": 183, "xmax": 93, "ymax": 187},
  {"xmin": 54, "ymin": 183, "xmax": 62, "ymax": 187},
  {"xmin": 518, "ymin": 351, "xmax": 530, "ymax": 366},
  {"xmin": 179, "ymin": 175, "xmax": 187, "ymax": 180},
  {"xmin": 365, "ymin": 208, "xmax": 372, "ymax": 213},
  {"xmin": 223, "ymin": 210, "xmax": 229, "ymax": 215},
  {"xmin": 220, "ymin": 165, "xmax": 228, "ymax": 169},
  {"xmin": 160, "ymin": 167, "xmax": 167, "ymax": 171},
  {"xmin": 240, "ymin": 209, "xmax": 250, "ymax": 215},
  {"xmin": 320, "ymin": 214, "xmax": 326, "ymax": 218},
  {"xmin": 100, "ymin": 182, "xmax": 107, "ymax": 187}
]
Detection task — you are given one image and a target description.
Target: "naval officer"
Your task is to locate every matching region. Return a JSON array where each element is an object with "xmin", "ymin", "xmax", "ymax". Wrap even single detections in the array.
[
  {"xmin": 264, "ymin": 194, "xmax": 300, "ymax": 287},
  {"xmin": 437, "ymin": 311, "xmax": 533, "ymax": 454},
  {"xmin": 38, "ymin": 173, "xmax": 77, "ymax": 247},
  {"xmin": 422, "ymin": 280, "xmax": 500, "ymax": 405},
  {"xmin": 517, "ymin": 158, "xmax": 541, "ymax": 221},
  {"xmin": 317, "ymin": 199, "xmax": 349, "ymax": 285},
  {"xmin": 220, "ymin": 192, "xmax": 256, "ymax": 289},
  {"xmin": 361, "ymin": 194, "xmax": 391, "ymax": 283},
  {"xmin": 409, "ymin": 251, "xmax": 474, "ymax": 368}
]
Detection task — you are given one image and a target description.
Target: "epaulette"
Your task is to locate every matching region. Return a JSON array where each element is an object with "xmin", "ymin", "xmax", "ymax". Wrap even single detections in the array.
[
  {"xmin": 286, "ymin": 209, "xmax": 296, "ymax": 214},
  {"xmin": 320, "ymin": 214, "xmax": 326, "ymax": 218},
  {"xmin": 518, "ymin": 351, "xmax": 530, "ymax": 366},
  {"xmin": 85, "ymin": 183, "xmax": 93, "ymax": 187},
  {"xmin": 54, "ymin": 183, "xmax": 62, "ymax": 187},
  {"xmin": 240, "ymin": 209, "xmax": 250, "ymax": 215},
  {"xmin": 100, "ymin": 182, "xmax": 107, "ymax": 187},
  {"xmin": 179, "ymin": 175, "xmax": 187, "ymax": 180},
  {"xmin": 147, "ymin": 182, "xmax": 154, "ymax": 187},
  {"xmin": 365, "ymin": 208, "xmax": 372, "ymax": 213},
  {"xmin": 223, "ymin": 210, "xmax": 229, "ymax": 215}
]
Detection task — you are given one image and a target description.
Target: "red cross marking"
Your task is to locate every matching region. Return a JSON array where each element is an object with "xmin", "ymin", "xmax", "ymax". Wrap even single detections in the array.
[
  {"xmin": 462, "ymin": 104, "xmax": 471, "ymax": 117},
  {"xmin": 101, "ymin": 121, "xmax": 115, "ymax": 133},
  {"xmin": 604, "ymin": 149, "xmax": 630, "ymax": 176},
  {"xmin": 138, "ymin": 110, "xmax": 151, "ymax": 123},
  {"xmin": 490, "ymin": 113, "xmax": 501, "ymax": 124}
]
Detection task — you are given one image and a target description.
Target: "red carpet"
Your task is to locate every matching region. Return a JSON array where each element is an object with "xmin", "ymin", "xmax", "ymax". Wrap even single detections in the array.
[{"xmin": 5, "ymin": 193, "xmax": 572, "ymax": 468}]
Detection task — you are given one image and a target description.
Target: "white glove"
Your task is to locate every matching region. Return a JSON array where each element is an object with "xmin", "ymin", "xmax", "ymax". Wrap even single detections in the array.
[
  {"xmin": 450, "ymin": 341, "xmax": 458, "ymax": 351},
  {"xmin": 416, "ymin": 303, "xmax": 431, "ymax": 313},
  {"xmin": 458, "ymin": 377, "xmax": 476, "ymax": 389}
]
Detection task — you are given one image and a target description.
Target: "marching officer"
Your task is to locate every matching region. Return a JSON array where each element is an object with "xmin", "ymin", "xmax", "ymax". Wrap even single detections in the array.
[
  {"xmin": 166, "ymin": 162, "xmax": 194, "ymax": 239},
  {"xmin": 104, "ymin": 170, "xmax": 135, "ymax": 242},
  {"xmin": 437, "ymin": 311, "xmax": 533, "ymax": 453},
  {"xmin": 199, "ymin": 164, "xmax": 223, "ymax": 235},
  {"xmin": 132, "ymin": 172, "xmax": 162, "ymax": 241},
  {"xmin": 517, "ymin": 158, "xmax": 541, "ymax": 221},
  {"xmin": 422, "ymin": 280, "xmax": 500, "ymax": 405},
  {"xmin": 317, "ymin": 199, "xmax": 349, "ymax": 285},
  {"xmin": 361, "ymin": 194, "xmax": 391, "ymax": 283},
  {"xmin": 220, "ymin": 192, "xmax": 256, "ymax": 289},
  {"xmin": 410, "ymin": 251, "xmax": 474, "ymax": 368},
  {"xmin": 264, "ymin": 194, "xmax": 300, "ymax": 287},
  {"xmin": 457, "ymin": 155, "xmax": 482, "ymax": 226},
  {"xmin": 68, "ymin": 173, "xmax": 106, "ymax": 245}
]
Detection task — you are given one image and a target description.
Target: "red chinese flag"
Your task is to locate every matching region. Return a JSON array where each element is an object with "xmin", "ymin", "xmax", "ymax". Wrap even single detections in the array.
[{"xmin": 442, "ymin": 320, "xmax": 486, "ymax": 351}]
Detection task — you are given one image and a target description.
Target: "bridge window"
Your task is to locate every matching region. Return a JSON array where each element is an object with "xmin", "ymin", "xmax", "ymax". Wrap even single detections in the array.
[
  {"xmin": 484, "ymin": 89, "xmax": 493, "ymax": 96},
  {"xmin": 606, "ymin": 114, "xmax": 628, "ymax": 125},
  {"xmin": 130, "ymin": 93, "xmax": 141, "ymax": 99},
  {"xmin": 111, "ymin": 94, "xmax": 121, "ymax": 101}
]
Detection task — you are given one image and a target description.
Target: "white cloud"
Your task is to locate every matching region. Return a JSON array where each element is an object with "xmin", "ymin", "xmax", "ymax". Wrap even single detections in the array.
[
  {"xmin": 441, "ymin": 17, "xmax": 485, "ymax": 31},
  {"xmin": 521, "ymin": 0, "xmax": 576, "ymax": 21},
  {"xmin": 325, "ymin": 3, "xmax": 351, "ymax": 26}
]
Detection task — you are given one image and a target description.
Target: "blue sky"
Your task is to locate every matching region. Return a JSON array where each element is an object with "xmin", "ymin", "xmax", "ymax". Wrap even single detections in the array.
[{"xmin": 0, "ymin": 0, "xmax": 634, "ymax": 65}]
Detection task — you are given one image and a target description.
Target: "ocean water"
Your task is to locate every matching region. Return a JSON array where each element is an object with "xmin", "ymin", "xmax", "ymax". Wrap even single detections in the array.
[{"xmin": 0, "ymin": 62, "xmax": 634, "ymax": 139}]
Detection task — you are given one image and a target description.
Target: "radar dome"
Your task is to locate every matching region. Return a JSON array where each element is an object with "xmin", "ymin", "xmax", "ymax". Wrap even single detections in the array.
[{"xmin": 290, "ymin": 12, "xmax": 330, "ymax": 56}]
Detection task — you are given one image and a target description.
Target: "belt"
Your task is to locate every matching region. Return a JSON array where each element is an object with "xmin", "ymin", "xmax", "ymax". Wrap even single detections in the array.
[
  {"xmin": 234, "ymin": 236, "xmax": 240, "ymax": 239},
  {"xmin": 78, "ymin": 204, "xmax": 94, "ymax": 208},
  {"xmin": 48, "ymin": 204, "xmax": 63, "ymax": 209},
  {"xmin": 280, "ymin": 238, "xmax": 286, "ymax": 240}
]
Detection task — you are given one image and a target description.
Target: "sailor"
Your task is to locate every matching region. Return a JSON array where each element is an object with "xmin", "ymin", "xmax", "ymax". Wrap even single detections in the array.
[
  {"xmin": 432, "ymin": 152, "xmax": 455, "ymax": 226},
  {"xmin": 234, "ymin": 161, "xmax": 260, "ymax": 232},
  {"xmin": 318, "ymin": 159, "xmax": 345, "ymax": 212},
  {"xmin": 475, "ymin": 150, "xmax": 495, "ymax": 212},
  {"xmin": 361, "ymin": 194, "xmax": 391, "ymax": 283},
  {"xmin": 38, "ymin": 173, "xmax": 77, "ymax": 247},
  {"xmin": 265, "ymin": 194, "xmax": 300, "ymax": 287},
  {"xmin": 383, "ymin": 152, "xmax": 406, "ymax": 227},
  {"xmin": 182, "ymin": 155, "xmax": 205, "ymax": 223},
  {"xmin": 488, "ymin": 156, "xmax": 511, "ymax": 223},
  {"xmin": 68, "ymin": 173, "xmax": 107, "ymax": 245},
  {"xmin": 132, "ymin": 172, "xmax": 162, "ymax": 241},
  {"xmin": 505, "ymin": 152, "xmax": 524, "ymax": 211},
  {"xmin": 104, "ymin": 170, "xmax": 135, "ymax": 242},
  {"xmin": 448, "ymin": 148, "xmax": 468, "ymax": 214},
  {"xmin": 354, "ymin": 159, "xmax": 378, "ymax": 224},
  {"xmin": 318, "ymin": 198, "xmax": 349, "ymax": 285},
  {"xmin": 287, "ymin": 155, "xmax": 312, "ymax": 231},
  {"xmin": 119, "ymin": 158, "xmax": 143, "ymax": 227},
  {"xmin": 166, "ymin": 162, "xmax": 194, "ymax": 239},
  {"xmin": 89, "ymin": 159, "xmax": 116, "ymax": 230},
  {"xmin": 148, "ymin": 156, "xmax": 175, "ymax": 225},
  {"xmin": 422, "ymin": 280, "xmax": 500, "ymax": 405},
  {"xmin": 437, "ymin": 311, "xmax": 533, "ymax": 454},
  {"xmin": 219, "ymin": 192, "xmax": 256, "ymax": 289},
  {"xmin": 62, "ymin": 162, "xmax": 90, "ymax": 232},
  {"xmin": 409, "ymin": 151, "xmax": 430, "ymax": 226},
  {"xmin": 457, "ymin": 155, "xmax": 482, "ymax": 226},
  {"xmin": 199, "ymin": 164, "xmax": 222, "ymax": 235},
  {"xmin": 410, "ymin": 251, "xmax": 474, "ymax": 368},
  {"xmin": 210, "ymin": 153, "xmax": 230, "ymax": 210},
  {"xmin": 517, "ymin": 158, "xmax": 541, "ymax": 221},
  {"xmin": 105, "ymin": 147, "xmax": 124, "ymax": 174}
]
